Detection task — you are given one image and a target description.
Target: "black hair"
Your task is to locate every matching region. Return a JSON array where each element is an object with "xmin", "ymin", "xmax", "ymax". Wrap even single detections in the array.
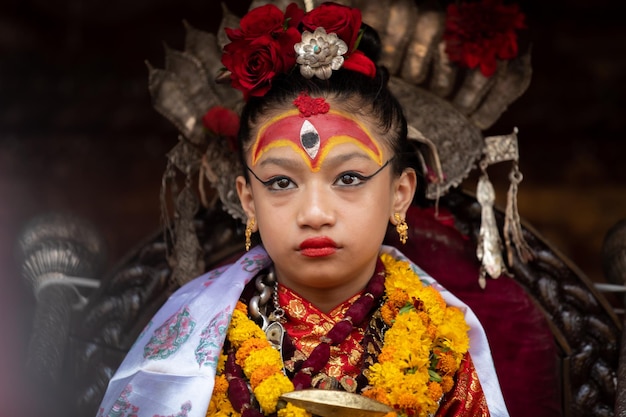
[{"xmin": 237, "ymin": 23, "xmax": 410, "ymax": 178}]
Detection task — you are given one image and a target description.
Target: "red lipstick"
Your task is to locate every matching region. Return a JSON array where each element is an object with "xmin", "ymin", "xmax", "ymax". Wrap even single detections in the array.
[{"xmin": 299, "ymin": 237, "xmax": 337, "ymax": 257}]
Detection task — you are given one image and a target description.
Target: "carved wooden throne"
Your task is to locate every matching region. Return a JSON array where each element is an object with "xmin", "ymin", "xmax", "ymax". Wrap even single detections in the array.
[{"xmin": 17, "ymin": 1, "xmax": 626, "ymax": 416}]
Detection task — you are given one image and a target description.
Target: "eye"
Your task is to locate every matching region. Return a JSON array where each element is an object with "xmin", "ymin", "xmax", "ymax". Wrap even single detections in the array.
[
  {"xmin": 267, "ymin": 176, "xmax": 296, "ymax": 190},
  {"xmin": 334, "ymin": 172, "xmax": 366, "ymax": 186}
]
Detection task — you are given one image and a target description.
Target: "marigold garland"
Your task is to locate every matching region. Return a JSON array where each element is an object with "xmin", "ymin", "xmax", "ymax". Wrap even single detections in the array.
[
  {"xmin": 207, "ymin": 256, "xmax": 470, "ymax": 417},
  {"xmin": 363, "ymin": 254, "xmax": 470, "ymax": 417},
  {"xmin": 207, "ymin": 301, "xmax": 310, "ymax": 417}
]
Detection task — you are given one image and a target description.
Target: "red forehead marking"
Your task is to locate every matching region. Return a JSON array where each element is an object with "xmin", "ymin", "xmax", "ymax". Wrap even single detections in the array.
[{"xmin": 251, "ymin": 109, "xmax": 383, "ymax": 171}]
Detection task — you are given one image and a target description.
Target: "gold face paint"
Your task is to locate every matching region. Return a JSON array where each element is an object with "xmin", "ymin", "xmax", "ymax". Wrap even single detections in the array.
[{"xmin": 251, "ymin": 109, "xmax": 383, "ymax": 171}]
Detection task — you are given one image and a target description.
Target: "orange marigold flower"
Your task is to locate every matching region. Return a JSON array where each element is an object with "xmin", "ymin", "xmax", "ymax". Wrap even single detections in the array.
[
  {"xmin": 377, "ymin": 346, "xmax": 396, "ymax": 363},
  {"xmin": 417, "ymin": 311, "xmax": 431, "ymax": 326},
  {"xmin": 441, "ymin": 375, "xmax": 455, "ymax": 393},
  {"xmin": 213, "ymin": 374, "xmax": 229, "ymax": 395},
  {"xmin": 436, "ymin": 352, "xmax": 457, "ymax": 375},
  {"xmin": 362, "ymin": 386, "xmax": 389, "ymax": 403},
  {"xmin": 428, "ymin": 381, "xmax": 443, "ymax": 401},
  {"xmin": 235, "ymin": 301, "xmax": 248, "ymax": 313},
  {"xmin": 250, "ymin": 364, "xmax": 281, "ymax": 389},
  {"xmin": 396, "ymin": 392, "xmax": 419, "ymax": 409},
  {"xmin": 380, "ymin": 304, "xmax": 396, "ymax": 326},
  {"xmin": 236, "ymin": 337, "xmax": 270, "ymax": 365},
  {"xmin": 426, "ymin": 323, "xmax": 438, "ymax": 340},
  {"xmin": 388, "ymin": 288, "xmax": 409, "ymax": 308}
]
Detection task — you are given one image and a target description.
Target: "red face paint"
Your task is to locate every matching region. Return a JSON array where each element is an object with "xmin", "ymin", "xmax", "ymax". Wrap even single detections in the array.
[{"xmin": 251, "ymin": 109, "xmax": 383, "ymax": 171}]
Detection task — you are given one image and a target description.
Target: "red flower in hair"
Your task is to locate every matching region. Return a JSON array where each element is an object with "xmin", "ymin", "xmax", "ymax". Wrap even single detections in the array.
[
  {"xmin": 301, "ymin": 2, "xmax": 362, "ymax": 51},
  {"xmin": 221, "ymin": 2, "xmax": 376, "ymax": 99},
  {"xmin": 443, "ymin": 0, "xmax": 525, "ymax": 77},
  {"xmin": 225, "ymin": 3, "xmax": 304, "ymax": 41},
  {"xmin": 202, "ymin": 106, "xmax": 240, "ymax": 151},
  {"xmin": 222, "ymin": 4, "xmax": 303, "ymax": 99},
  {"xmin": 222, "ymin": 29, "xmax": 300, "ymax": 99}
]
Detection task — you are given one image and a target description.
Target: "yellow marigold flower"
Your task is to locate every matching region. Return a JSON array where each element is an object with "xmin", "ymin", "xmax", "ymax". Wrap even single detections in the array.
[
  {"xmin": 381, "ymin": 255, "xmax": 421, "ymax": 295},
  {"xmin": 213, "ymin": 374, "xmax": 229, "ymax": 395},
  {"xmin": 228, "ymin": 310, "xmax": 266, "ymax": 348},
  {"xmin": 206, "ymin": 398, "xmax": 217, "ymax": 415},
  {"xmin": 217, "ymin": 353, "xmax": 227, "ymax": 373},
  {"xmin": 368, "ymin": 362, "xmax": 404, "ymax": 387},
  {"xmin": 206, "ymin": 390, "xmax": 240, "ymax": 417},
  {"xmin": 439, "ymin": 307, "xmax": 470, "ymax": 355},
  {"xmin": 277, "ymin": 402, "xmax": 312, "ymax": 417},
  {"xmin": 416, "ymin": 286, "xmax": 446, "ymax": 325},
  {"xmin": 254, "ymin": 373, "xmax": 294, "ymax": 414},
  {"xmin": 441, "ymin": 375, "xmax": 455, "ymax": 393},
  {"xmin": 243, "ymin": 346, "xmax": 282, "ymax": 377},
  {"xmin": 384, "ymin": 312, "xmax": 430, "ymax": 370},
  {"xmin": 236, "ymin": 338, "xmax": 270, "ymax": 366},
  {"xmin": 250, "ymin": 364, "xmax": 281, "ymax": 389},
  {"xmin": 427, "ymin": 381, "xmax": 443, "ymax": 401},
  {"xmin": 402, "ymin": 371, "xmax": 429, "ymax": 392}
]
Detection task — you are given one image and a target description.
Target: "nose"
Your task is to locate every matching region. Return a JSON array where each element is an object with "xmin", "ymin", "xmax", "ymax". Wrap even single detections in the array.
[{"xmin": 295, "ymin": 181, "xmax": 336, "ymax": 230}]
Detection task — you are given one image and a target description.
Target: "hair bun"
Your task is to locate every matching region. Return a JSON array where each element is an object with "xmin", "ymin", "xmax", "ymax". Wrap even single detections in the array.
[{"xmin": 357, "ymin": 23, "xmax": 382, "ymax": 64}]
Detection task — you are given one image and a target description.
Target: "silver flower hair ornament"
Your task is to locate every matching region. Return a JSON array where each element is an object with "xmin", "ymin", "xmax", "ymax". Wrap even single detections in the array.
[{"xmin": 295, "ymin": 27, "xmax": 348, "ymax": 79}]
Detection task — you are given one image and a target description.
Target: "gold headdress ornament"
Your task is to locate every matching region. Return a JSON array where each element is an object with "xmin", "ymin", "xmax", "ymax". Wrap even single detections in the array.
[{"xmin": 147, "ymin": 0, "xmax": 532, "ymax": 288}]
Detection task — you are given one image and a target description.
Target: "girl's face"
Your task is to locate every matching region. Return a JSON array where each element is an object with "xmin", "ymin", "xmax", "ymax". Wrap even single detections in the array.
[{"xmin": 236, "ymin": 105, "xmax": 416, "ymax": 302}]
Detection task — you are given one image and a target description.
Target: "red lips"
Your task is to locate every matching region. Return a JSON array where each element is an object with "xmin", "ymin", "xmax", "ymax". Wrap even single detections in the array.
[{"xmin": 299, "ymin": 236, "xmax": 337, "ymax": 257}]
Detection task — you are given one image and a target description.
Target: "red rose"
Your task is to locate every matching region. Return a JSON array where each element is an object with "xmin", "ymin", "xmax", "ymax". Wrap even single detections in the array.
[
  {"xmin": 443, "ymin": 0, "xmax": 525, "ymax": 77},
  {"xmin": 301, "ymin": 2, "xmax": 362, "ymax": 50},
  {"xmin": 284, "ymin": 3, "xmax": 305, "ymax": 29},
  {"xmin": 225, "ymin": 4, "xmax": 286, "ymax": 41},
  {"xmin": 222, "ymin": 29, "xmax": 299, "ymax": 99},
  {"xmin": 225, "ymin": 3, "xmax": 304, "ymax": 41}
]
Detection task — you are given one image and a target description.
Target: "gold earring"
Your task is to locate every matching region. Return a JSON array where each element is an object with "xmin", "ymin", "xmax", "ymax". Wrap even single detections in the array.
[
  {"xmin": 394, "ymin": 213, "xmax": 408, "ymax": 244},
  {"xmin": 245, "ymin": 217, "xmax": 256, "ymax": 251}
]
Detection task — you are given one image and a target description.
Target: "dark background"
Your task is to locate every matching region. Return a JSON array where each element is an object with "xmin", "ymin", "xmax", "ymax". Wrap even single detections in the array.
[{"xmin": 1, "ymin": 0, "xmax": 625, "ymax": 412}]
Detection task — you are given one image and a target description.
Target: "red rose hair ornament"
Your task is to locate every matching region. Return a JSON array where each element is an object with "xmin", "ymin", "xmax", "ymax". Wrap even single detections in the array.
[{"xmin": 221, "ymin": 2, "xmax": 376, "ymax": 100}]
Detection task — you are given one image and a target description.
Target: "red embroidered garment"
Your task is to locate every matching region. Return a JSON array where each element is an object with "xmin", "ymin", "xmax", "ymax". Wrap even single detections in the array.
[{"xmin": 278, "ymin": 284, "xmax": 366, "ymax": 380}]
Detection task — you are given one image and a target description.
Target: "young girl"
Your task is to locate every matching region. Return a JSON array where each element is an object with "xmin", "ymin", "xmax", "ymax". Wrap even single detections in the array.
[{"xmin": 97, "ymin": 2, "xmax": 508, "ymax": 416}]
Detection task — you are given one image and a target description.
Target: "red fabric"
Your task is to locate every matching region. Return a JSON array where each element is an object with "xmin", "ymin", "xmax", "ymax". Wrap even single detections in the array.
[
  {"xmin": 384, "ymin": 206, "xmax": 562, "ymax": 417},
  {"xmin": 278, "ymin": 285, "xmax": 367, "ymax": 378},
  {"xmin": 436, "ymin": 353, "xmax": 489, "ymax": 416}
]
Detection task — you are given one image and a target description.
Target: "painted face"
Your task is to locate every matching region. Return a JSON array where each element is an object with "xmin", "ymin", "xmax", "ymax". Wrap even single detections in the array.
[
  {"xmin": 238, "ymin": 109, "xmax": 410, "ymax": 308},
  {"xmin": 250, "ymin": 109, "xmax": 384, "ymax": 171}
]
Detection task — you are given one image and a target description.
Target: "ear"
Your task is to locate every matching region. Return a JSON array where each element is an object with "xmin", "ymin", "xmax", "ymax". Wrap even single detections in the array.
[
  {"xmin": 390, "ymin": 168, "xmax": 417, "ymax": 223},
  {"xmin": 236, "ymin": 175, "xmax": 257, "ymax": 228}
]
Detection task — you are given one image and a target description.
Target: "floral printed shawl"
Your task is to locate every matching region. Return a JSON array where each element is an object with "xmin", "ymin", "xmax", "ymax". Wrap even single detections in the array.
[{"xmin": 97, "ymin": 245, "xmax": 509, "ymax": 417}]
